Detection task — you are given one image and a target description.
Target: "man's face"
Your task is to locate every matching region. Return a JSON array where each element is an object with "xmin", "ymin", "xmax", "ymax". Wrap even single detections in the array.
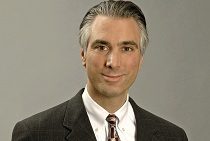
[{"xmin": 81, "ymin": 16, "xmax": 143, "ymax": 99}]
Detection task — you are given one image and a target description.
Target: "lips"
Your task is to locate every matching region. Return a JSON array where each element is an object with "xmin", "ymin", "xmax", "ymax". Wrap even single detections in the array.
[{"xmin": 102, "ymin": 74, "xmax": 124, "ymax": 82}]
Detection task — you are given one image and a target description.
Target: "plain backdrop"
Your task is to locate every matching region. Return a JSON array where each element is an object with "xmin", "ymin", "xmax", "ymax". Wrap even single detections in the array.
[{"xmin": 1, "ymin": 0, "xmax": 210, "ymax": 141}]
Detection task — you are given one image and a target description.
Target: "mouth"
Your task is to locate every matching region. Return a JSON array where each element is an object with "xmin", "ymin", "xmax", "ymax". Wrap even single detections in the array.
[{"xmin": 102, "ymin": 74, "xmax": 124, "ymax": 82}]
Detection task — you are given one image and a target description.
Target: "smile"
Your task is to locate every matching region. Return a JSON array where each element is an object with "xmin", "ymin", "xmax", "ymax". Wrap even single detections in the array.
[{"xmin": 102, "ymin": 74, "xmax": 124, "ymax": 82}]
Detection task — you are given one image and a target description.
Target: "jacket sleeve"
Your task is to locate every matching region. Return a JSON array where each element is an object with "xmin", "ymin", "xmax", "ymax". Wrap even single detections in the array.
[{"xmin": 12, "ymin": 121, "xmax": 33, "ymax": 141}]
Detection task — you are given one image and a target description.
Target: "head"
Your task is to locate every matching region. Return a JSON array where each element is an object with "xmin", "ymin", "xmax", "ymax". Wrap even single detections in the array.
[
  {"xmin": 79, "ymin": 0, "xmax": 149, "ymax": 55},
  {"xmin": 79, "ymin": 0, "xmax": 148, "ymax": 104}
]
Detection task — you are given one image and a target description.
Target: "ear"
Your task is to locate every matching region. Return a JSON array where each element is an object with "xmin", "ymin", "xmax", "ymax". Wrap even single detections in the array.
[
  {"xmin": 80, "ymin": 48, "xmax": 86, "ymax": 67},
  {"xmin": 140, "ymin": 56, "xmax": 144, "ymax": 65},
  {"xmin": 138, "ymin": 56, "xmax": 144, "ymax": 71}
]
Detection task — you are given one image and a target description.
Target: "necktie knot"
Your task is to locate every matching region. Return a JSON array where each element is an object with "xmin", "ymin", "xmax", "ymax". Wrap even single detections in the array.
[
  {"xmin": 106, "ymin": 114, "xmax": 120, "ymax": 141},
  {"xmin": 106, "ymin": 114, "xmax": 118, "ymax": 126}
]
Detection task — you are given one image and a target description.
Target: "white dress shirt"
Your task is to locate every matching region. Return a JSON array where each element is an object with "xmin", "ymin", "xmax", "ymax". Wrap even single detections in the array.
[{"xmin": 82, "ymin": 86, "xmax": 136, "ymax": 141}]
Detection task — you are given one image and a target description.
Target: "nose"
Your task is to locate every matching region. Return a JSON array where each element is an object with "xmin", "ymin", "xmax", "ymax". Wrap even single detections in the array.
[{"xmin": 105, "ymin": 50, "xmax": 121, "ymax": 69}]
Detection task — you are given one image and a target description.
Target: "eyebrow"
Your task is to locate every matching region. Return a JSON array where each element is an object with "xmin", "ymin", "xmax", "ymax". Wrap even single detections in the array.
[
  {"xmin": 118, "ymin": 41, "xmax": 139, "ymax": 49},
  {"xmin": 91, "ymin": 39, "xmax": 111, "ymax": 47}
]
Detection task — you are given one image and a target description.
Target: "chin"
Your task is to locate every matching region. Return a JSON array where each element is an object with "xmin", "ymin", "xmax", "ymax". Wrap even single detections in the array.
[{"xmin": 98, "ymin": 85, "xmax": 127, "ymax": 98}]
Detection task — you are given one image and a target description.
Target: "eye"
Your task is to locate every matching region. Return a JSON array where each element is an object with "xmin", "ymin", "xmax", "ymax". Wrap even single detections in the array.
[
  {"xmin": 122, "ymin": 46, "xmax": 134, "ymax": 52},
  {"xmin": 95, "ymin": 45, "xmax": 109, "ymax": 51}
]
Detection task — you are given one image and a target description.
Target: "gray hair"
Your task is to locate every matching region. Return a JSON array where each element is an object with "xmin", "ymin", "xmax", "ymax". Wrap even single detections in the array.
[{"xmin": 79, "ymin": 0, "xmax": 149, "ymax": 54}]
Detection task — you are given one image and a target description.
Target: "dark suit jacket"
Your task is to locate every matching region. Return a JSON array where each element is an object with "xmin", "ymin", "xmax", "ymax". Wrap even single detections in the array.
[{"xmin": 12, "ymin": 88, "xmax": 188, "ymax": 141}]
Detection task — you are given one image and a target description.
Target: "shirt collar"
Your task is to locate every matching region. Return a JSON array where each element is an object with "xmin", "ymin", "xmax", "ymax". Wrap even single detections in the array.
[{"xmin": 82, "ymin": 86, "xmax": 129, "ymax": 128}]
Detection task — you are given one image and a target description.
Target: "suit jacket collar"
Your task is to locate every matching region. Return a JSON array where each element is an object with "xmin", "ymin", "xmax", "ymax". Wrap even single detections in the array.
[
  {"xmin": 62, "ymin": 88, "xmax": 158, "ymax": 141},
  {"xmin": 63, "ymin": 88, "xmax": 97, "ymax": 141},
  {"xmin": 129, "ymin": 97, "xmax": 159, "ymax": 141}
]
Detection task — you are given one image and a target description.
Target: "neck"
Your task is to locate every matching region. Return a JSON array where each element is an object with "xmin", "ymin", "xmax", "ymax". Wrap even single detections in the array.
[{"xmin": 87, "ymin": 85, "xmax": 128, "ymax": 113}]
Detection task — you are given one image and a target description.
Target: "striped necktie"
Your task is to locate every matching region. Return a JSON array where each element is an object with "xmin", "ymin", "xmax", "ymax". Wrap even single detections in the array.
[{"xmin": 106, "ymin": 114, "xmax": 121, "ymax": 141}]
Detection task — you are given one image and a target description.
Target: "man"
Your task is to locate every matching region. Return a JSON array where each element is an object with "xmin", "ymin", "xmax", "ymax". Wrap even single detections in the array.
[{"xmin": 12, "ymin": 0, "xmax": 188, "ymax": 141}]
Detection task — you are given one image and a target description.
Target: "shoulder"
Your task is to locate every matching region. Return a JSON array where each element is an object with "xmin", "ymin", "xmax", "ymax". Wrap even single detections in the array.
[
  {"xmin": 12, "ymin": 89, "xmax": 85, "ymax": 141},
  {"xmin": 13, "ymin": 88, "xmax": 85, "ymax": 130},
  {"xmin": 129, "ymin": 97, "xmax": 188, "ymax": 140},
  {"xmin": 15, "ymin": 100, "xmax": 69, "ymax": 130},
  {"xmin": 12, "ymin": 100, "xmax": 69, "ymax": 141}
]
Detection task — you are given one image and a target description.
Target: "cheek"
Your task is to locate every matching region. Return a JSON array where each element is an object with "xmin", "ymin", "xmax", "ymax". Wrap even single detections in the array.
[
  {"xmin": 126, "ymin": 56, "xmax": 141, "ymax": 71},
  {"xmin": 86, "ymin": 54, "xmax": 105, "ymax": 69}
]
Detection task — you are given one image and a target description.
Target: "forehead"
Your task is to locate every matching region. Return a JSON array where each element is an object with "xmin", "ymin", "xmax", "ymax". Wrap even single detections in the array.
[{"xmin": 89, "ymin": 15, "xmax": 141, "ymax": 45}]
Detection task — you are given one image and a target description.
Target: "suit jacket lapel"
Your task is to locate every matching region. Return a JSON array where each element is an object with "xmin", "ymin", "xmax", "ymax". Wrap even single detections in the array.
[
  {"xmin": 129, "ymin": 97, "xmax": 159, "ymax": 141},
  {"xmin": 63, "ymin": 89, "xmax": 97, "ymax": 141}
]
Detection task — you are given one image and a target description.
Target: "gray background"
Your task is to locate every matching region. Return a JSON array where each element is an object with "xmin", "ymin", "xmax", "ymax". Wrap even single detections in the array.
[{"xmin": 1, "ymin": 0, "xmax": 209, "ymax": 141}]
